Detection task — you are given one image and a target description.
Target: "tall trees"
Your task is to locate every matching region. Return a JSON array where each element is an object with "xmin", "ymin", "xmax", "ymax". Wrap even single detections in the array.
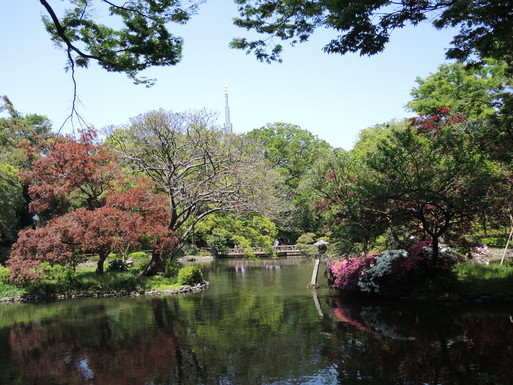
[
  {"xmin": 247, "ymin": 123, "xmax": 331, "ymax": 190},
  {"xmin": 361, "ymin": 110, "xmax": 502, "ymax": 262},
  {"xmin": 110, "ymin": 109, "xmax": 285, "ymax": 274},
  {"xmin": 8, "ymin": 128, "xmax": 178, "ymax": 279},
  {"xmin": 247, "ymin": 123, "xmax": 331, "ymax": 235},
  {"xmin": 0, "ymin": 164, "xmax": 24, "ymax": 245},
  {"xmin": 231, "ymin": 0, "xmax": 513, "ymax": 68},
  {"xmin": 0, "ymin": 96, "xmax": 52, "ymax": 245}
]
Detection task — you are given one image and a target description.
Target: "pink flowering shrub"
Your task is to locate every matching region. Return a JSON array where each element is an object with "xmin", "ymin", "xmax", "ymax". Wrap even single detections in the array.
[
  {"xmin": 329, "ymin": 255, "xmax": 375, "ymax": 292},
  {"xmin": 330, "ymin": 242, "xmax": 463, "ymax": 296}
]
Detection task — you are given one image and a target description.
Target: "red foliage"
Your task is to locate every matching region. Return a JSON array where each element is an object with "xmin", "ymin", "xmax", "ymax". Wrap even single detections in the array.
[
  {"xmin": 19, "ymin": 128, "xmax": 118, "ymax": 215},
  {"xmin": 9, "ymin": 183, "xmax": 179, "ymax": 281},
  {"xmin": 9, "ymin": 215, "xmax": 82, "ymax": 282},
  {"xmin": 409, "ymin": 107, "xmax": 467, "ymax": 137},
  {"xmin": 9, "ymin": 128, "xmax": 180, "ymax": 281}
]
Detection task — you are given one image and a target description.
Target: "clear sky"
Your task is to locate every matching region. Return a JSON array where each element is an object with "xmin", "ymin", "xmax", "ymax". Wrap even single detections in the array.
[{"xmin": 1, "ymin": 0, "xmax": 457, "ymax": 150}]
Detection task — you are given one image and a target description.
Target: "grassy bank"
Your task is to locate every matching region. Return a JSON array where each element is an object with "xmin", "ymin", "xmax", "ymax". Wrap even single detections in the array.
[{"xmin": 452, "ymin": 262, "xmax": 513, "ymax": 294}]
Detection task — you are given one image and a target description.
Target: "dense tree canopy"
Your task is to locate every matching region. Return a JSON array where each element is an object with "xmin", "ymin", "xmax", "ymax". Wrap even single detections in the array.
[
  {"xmin": 408, "ymin": 60, "xmax": 509, "ymax": 118},
  {"xmin": 246, "ymin": 123, "xmax": 331, "ymax": 236},
  {"xmin": 35, "ymin": 0, "xmax": 513, "ymax": 84},
  {"xmin": 246, "ymin": 123, "xmax": 331, "ymax": 190}
]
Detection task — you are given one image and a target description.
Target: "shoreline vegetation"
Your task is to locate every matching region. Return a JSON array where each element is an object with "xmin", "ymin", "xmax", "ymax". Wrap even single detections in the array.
[
  {"xmin": 2, "ymin": 250, "xmax": 513, "ymax": 305},
  {"xmin": 0, "ymin": 255, "xmax": 211, "ymax": 304},
  {"xmin": 0, "ymin": 280, "xmax": 210, "ymax": 304}
]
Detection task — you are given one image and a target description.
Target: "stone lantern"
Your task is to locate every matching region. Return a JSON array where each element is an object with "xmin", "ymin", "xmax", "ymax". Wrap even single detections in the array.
[{"xmin": 308, "ymin": 240, "xmax": 329, "ymax": 288}]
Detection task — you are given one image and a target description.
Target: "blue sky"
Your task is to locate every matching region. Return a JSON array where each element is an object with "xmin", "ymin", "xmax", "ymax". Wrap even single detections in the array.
[{"xmin": 1, "ymin": 0, "xmax": 457, "ymax": 150}]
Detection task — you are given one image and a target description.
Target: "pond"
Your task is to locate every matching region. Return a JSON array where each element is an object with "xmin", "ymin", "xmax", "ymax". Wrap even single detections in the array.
[{"xmin": 1, "ymin": 259, "xmax": 512, "ymax": 385}]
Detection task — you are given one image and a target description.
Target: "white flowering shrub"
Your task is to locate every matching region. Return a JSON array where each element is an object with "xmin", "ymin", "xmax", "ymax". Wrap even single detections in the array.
[{"xmin": 358, "ymin": 250, "xmax": 407, "ymax": 293}]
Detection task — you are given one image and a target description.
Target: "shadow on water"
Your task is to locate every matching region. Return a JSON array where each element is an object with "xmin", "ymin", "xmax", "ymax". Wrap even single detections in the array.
[{"xmin": 0, "ymin": 258, "xmax": 512, "ymax": 384}]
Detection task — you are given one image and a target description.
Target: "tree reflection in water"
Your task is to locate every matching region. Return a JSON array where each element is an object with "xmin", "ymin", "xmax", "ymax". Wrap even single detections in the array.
[
  {"xmin": 7, "ymin": 299, "xmax": 181, "ymax": 384},
  {"xmin": 2, "ymin": 261, "xmax": 513, "ymax": 385},
  {"xmin": 327, "ymin": 297, "xmax": 513, "ymax": 384}
]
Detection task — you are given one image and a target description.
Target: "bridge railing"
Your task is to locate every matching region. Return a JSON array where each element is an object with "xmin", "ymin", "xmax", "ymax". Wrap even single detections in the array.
[{"xmin": 224, "ymin": 245, "xmax": 300, "ymax": 255}]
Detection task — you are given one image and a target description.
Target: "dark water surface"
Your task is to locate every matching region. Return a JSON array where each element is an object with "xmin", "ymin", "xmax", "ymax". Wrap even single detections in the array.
[{"xmin": 1, "ymin": 259, "xmax": 513, "ymax": 385}]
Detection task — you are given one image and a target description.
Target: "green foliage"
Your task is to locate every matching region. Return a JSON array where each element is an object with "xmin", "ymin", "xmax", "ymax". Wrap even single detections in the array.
[
  {"xmin": 41, "ymin": 262, "xmax": 76, "ymax": 282},
  {"xmin": 178, "ymin": 244, "xmax": 201, "ymax": 257},
  {"xmin": 99, "ymin": 274, "xmax": 146, "ymax": 293},
  {"xmin": 408, "ymin": 60, "xmax": 508, "ymax": 119},
  {"xmin": 0, "ymin": 265, "xmax": 10, "ymax": 284},
  {"xmin": 246, "ymin": 123, "xmax": 331, "ymax": 190},
  {"xmin": 0, "ymin": 281, "xmax": 24, "ymax": 298},
  {"xmin": 362, "ymin": 111, "xmax": 503, "ymax": 255},
  {"xmin": 247, "ymin": 123, "xmax": 331, "ymax": 234},
  {"xmin": 0, "ymin": 164, "xmax": 24, "ymax": 244},
  {"xmin": 481, "ymin": 237, "xmax": 507, "ymax": 249},
  {"xmin": 352, "ymin": 120, "xmax": 408, "ymax": 159},
  {"xmin": 296, "ymin": 233, "xmax": 316, "ymax": 244},
  {"xmin": 195, "ymin": 212, "xmax": 278, "ymax": 258},
  {"xmin": 40, "ymin": 1, "xmax": 198, "ymax": 85},
  {"xmin": 177, "ymin": 265, "xmax": 204, "ymax": 286},
  {"xmin": 128, "ymin": 251, "xmax": 148, "ymax": 259},
  {"xmin": 231, "ymin": 0, "xmax": 513, "ymax": 71},
  {"xmin": 162, "ymin": 259, "xmax": 182, "ymax": 278},
  {"xmin": 295, "ymin": 233, "xmax": 319, "ymax": 258}
]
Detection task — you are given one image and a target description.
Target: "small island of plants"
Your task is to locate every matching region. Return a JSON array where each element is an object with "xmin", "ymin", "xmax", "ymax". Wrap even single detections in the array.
[{"xmin": 0, "ymin": 252, "xmax": 206, "ymax": 302}]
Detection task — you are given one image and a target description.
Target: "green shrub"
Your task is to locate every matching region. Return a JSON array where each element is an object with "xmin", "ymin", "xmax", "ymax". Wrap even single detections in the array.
[
  {"xmin": 108, "ymin": 259, "xmax": 130, "ymax": 272},
  {"xmin": 296, "ymin": 233, "xmax": 316, "ymax": 244},
  {"xmin": 179, "ymin": 244, "xmax": 201, "ymax": 257},
  {"xmin": 102, "ymin": 274, "xmax": 146, "ymax": 292},
  {"xmin": 481, "ymin": 237, "xmax": 507, "ymax": 248},
  {"xmin": 128, "ymin": 252, "xmax": 149, "ymax": 263},
  {"xmin": 162, "ymin": 259, "xmax": 182, "ymax": 278},
  {"xmin": 177, "ymin": 265, "xmax": 204, "ymax": 285},
  {"xmin": 0, "ymin": 265, "xmax": 10, "ymax": 284},
  {"xmin": 41, "ymin": 263, "xmax": 76, "ymax": 282}
]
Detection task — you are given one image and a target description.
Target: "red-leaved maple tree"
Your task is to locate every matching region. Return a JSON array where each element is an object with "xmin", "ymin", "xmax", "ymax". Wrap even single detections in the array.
[{"xmin": 9, "ymin": 128, "xmax": 178, "ymax": 281}]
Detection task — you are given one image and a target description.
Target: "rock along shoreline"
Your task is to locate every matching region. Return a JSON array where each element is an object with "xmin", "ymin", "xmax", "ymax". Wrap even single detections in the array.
[{"xmin": 0, "ymin": 281, "xmax": 210, "ymax": 304}]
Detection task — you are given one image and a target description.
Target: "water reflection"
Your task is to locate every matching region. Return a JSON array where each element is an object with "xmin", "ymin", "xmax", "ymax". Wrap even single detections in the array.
[
  {"xmin": 5, "ymin": 298, "xmax": 181, "ymax": 384},
  {"xmin": 327, "ymin": 298, "xmax": 513, "ymax": 384},
  {"xmin": 1, "ymin": 260, "xmax": 512, "ymax": 385}
]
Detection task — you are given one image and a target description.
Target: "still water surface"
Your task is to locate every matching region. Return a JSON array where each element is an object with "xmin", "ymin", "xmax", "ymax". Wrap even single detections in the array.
[{"xmin": 1, "ymin": 259, "xmax": 512, "ymax": 385}]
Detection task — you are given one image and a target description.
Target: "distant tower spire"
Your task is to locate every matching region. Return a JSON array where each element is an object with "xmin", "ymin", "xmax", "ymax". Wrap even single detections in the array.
[{"xmin": 224, "ymin": 81, "xmax": 233, "ymax": 133}]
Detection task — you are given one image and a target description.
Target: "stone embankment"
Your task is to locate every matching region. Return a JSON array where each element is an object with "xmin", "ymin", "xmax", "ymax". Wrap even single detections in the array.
[
  {"xmin": 0, "ymin": 281, "xmax": 210, "ymax": 303},
  {"xmin": 400, "ymin": 292, "xmax": 513, "ymax": 305}
]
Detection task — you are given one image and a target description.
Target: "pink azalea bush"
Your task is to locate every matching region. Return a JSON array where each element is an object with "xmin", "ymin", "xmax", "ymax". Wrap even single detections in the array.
[
  {"xmin": 329, "ymin": 241, "xmax": 463, "ymax": 296},
  {"xmin": 329, "ymin": 255, "xmax": 375, "ymax": 292}
]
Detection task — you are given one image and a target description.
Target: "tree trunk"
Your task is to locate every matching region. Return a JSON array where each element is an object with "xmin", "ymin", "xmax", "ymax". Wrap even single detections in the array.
[
  {"xmin": 431, "ymin": 236, "xmax": 439, "ymax": 267},
  {"xmin": 96, "ymin": 253, "xmax": 108, "ymax": 274},
  {"xmin": 141, "ymin": 251, "xmax": 168, "ymax": 276}
]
